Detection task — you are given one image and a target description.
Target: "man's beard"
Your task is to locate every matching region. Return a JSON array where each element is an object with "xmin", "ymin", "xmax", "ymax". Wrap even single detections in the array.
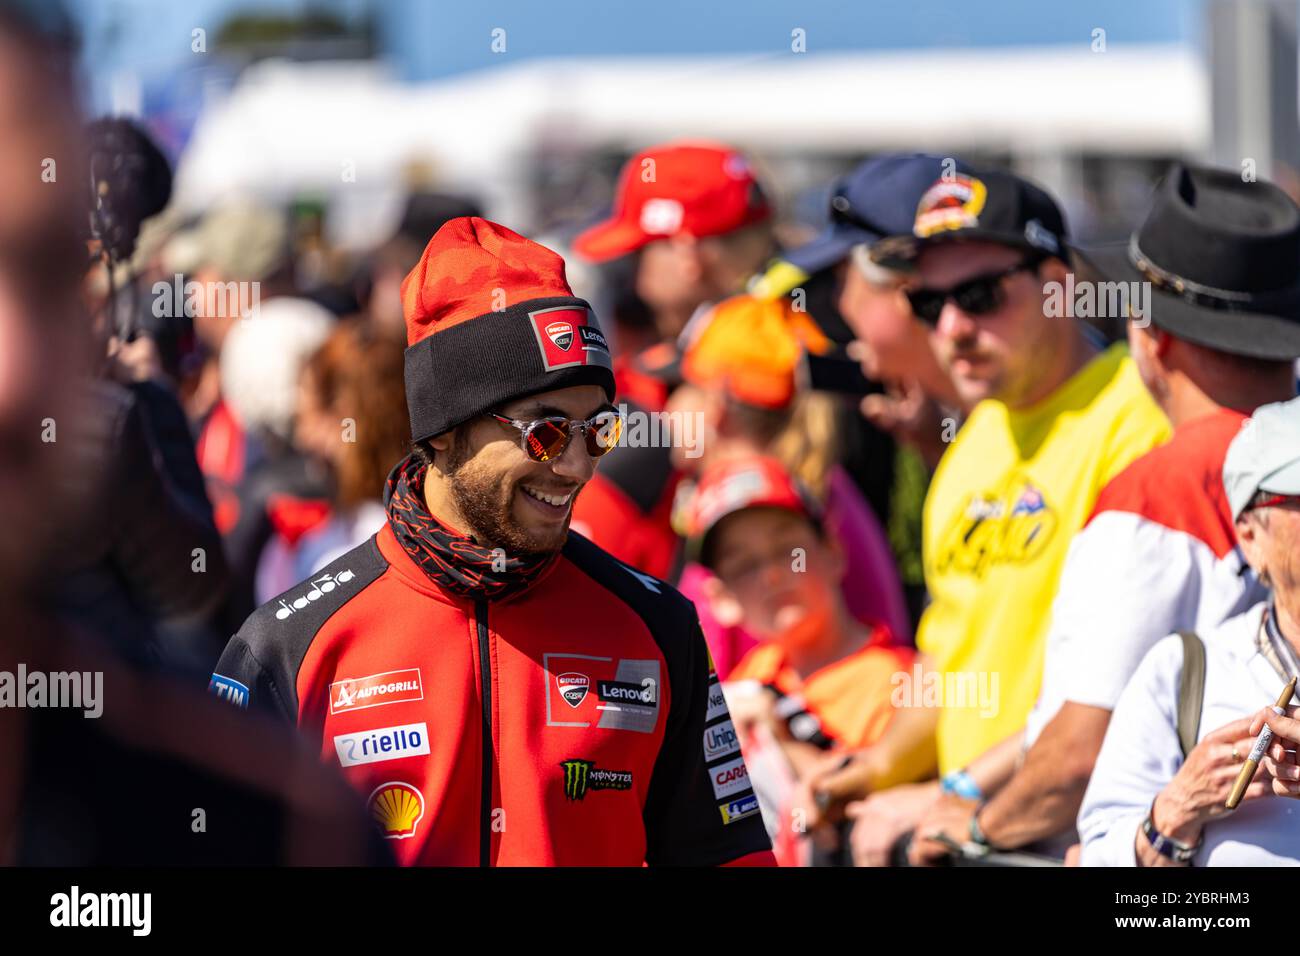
[{"xmin": 444, "ymin": 434, "xmax": 571, "ymax": 556}]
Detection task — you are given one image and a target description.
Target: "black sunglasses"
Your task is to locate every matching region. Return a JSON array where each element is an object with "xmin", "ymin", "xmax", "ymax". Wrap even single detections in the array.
[
  {"xmin": 906, "ymin": 257, "xmax": 1044, "ymax": 325},
  {"xmin": 487, "ymin": 408, "xmax": 623, "ymax": 463}
]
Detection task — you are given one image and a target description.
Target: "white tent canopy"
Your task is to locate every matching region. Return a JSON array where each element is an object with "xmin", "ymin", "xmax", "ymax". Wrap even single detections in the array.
[{"xmin": 173, "ymin": 44, "xmax": 1208, "ymax": 247}]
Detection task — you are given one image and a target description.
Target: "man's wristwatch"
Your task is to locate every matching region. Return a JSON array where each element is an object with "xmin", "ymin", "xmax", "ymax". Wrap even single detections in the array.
[
  {"xmin": 940, "ymin": 768, "xmax": 984, "ymax": 802},
  {"xmin": 1141, "ymin": 800, "xmax": 1200, "ymax": 864},
  {"xmin": 968, "ymin": 806, "xmax": 991, "ymax": 849}
]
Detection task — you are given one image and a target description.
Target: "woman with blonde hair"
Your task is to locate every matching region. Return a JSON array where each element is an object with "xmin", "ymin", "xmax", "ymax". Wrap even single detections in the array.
[{"xmin": 257, "ymin": 319, "xmax": 411, "ymax": 598}]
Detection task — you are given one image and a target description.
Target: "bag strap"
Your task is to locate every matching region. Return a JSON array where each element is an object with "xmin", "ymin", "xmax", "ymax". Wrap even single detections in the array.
[{"xmin": 1176, "ymin": 631, "xmax": 1206, "ymax": 759}]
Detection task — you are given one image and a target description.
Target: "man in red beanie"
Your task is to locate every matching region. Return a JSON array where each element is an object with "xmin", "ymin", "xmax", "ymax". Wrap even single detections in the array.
[{"xmin": 211, "ymin": 217, "xmax": 774, "ymax": 867}]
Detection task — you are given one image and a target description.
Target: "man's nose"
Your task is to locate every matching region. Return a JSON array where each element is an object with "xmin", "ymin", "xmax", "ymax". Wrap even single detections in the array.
[
  {"xmin": 935, "ymin": 300, "xmax": 978, "ymax": 342},
  {"xmin": 551, "ymin": 426, "xmax": 598, "ymax": 483}
]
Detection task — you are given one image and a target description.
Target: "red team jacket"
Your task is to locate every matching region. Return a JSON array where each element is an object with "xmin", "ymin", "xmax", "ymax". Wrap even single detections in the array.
[{"xmin": 211, "ymin": 522, "xmax": 774, "ymax": 866}]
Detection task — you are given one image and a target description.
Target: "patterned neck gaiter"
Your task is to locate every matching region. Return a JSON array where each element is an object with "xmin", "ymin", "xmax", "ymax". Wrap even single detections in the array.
[{"xmin": 384, "ymin": 454, "xmax": 557, "ymax": 603}]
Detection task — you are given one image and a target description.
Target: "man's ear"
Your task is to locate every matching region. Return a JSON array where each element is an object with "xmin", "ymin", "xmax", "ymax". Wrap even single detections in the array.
[
  {"xmin": 1236, "ymin": 513, "xmax": 1273, "ymax": 587},
  {"xmin": 428, "ymin": 429, "xmax": 453, "ymax": 453},
  {"xmin": 1039, "ymin": 256, "xmax": 1070, "ymax": 287},
  {"xmin": 701, "ymin": 573, "xmax": 745, "ymax": 629}
]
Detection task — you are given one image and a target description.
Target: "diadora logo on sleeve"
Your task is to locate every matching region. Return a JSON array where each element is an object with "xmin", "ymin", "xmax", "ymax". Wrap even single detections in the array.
[
  {"xmin": 544, "ymin": 654, "xmax": 660, "ymax": 734},
  {"xmin": 274, "ymin": 570, "xmax": 356, "ymax": 620},
  {"xmin": 528, "ymin": 306, "xmax": 611, "ymax": 373},
  {"xmin": 703, "ymin": 719, "xmax": 739, "ymax": 762},
  {"xmin": 208, "ymin": 673, "xmax": 249, "ymax": 709},
  {"xmin": 334, "ymin": 722, "xmax": 430, "ymax": 767},
  {"xmin": 329, "ymin": 668, "xmax": 423, "ymax": 715},
  {"xmin": 710, "ymin": 755, "xmax": 752, "ymax": 799},
  {"xmin": 368, "ymin": 782, "xmax": 425, "ymax": 840},
  {"xmin": 719, "ymin": 793, "xmax": 760, "ymax": 826}
]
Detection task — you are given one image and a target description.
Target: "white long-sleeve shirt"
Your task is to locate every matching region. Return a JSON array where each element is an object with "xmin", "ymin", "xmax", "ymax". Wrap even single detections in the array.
[
  {"xmin": 1079, "ymin": 602, "xmax": 1300, "ymax": 866},
  {"xmin": 1026, "ymin": 410, "xmax": 1263, "ymax": 745}
]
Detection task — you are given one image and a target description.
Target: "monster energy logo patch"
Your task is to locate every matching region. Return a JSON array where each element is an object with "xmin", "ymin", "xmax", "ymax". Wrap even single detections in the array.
[{"xmin": 560, "ymin": 759, "xmax": 633, "ymax": 801}]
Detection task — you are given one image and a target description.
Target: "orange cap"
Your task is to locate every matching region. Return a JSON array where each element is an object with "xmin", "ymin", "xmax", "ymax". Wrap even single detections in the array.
[{"xmin": 680, "ymin": 294, "xmax": 831, "ymax": 409}]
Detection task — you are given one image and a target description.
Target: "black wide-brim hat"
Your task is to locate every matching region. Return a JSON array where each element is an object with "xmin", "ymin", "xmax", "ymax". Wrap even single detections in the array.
[{"xmin": 1075, "ymin": 164, "xmax": 1300, "ymax": 361}]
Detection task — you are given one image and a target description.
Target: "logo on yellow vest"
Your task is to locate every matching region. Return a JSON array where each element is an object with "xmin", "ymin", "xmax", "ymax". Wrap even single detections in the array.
[{"xmin": 935, "ymin": 478, "xmax": 1057, "ymax": 578}]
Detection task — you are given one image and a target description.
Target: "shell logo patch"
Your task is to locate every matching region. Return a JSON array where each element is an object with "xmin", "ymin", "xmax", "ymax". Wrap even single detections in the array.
[
  {"xmin": 914, "ymin": 175, "xmax": 988, "ymax": 238},
  {"xmin": 368, "ymin": 781, "xmax": 425, "ymax": 839}
]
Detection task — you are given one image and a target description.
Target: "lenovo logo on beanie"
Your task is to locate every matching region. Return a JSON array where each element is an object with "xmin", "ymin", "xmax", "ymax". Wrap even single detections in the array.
[{"xmin": 400, "ymin": 217, "xmax": 615, "ymax": 443}]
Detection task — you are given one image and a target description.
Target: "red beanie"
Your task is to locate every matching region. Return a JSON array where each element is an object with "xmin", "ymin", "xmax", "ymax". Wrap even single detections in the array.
[{"xmin": 400, "ymin": 217, "xmax": 615, "ymax": 442}]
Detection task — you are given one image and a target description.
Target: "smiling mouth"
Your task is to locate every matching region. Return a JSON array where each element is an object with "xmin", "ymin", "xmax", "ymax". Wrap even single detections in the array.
[{"xmin": 519, "ymin": 485, "xmax": 576, "ymax": 508}]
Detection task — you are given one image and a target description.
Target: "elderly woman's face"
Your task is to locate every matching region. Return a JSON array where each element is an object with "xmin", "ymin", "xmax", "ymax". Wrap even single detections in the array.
[{"xmin": 1239, "ymin": 501, "xmax": 1300, "ymax": 597}]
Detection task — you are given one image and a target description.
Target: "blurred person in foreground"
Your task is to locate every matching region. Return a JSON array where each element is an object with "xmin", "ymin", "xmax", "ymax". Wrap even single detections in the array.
[
  {"xmin": 0, "ymin": 1, "xmax": 385, "ymax": 866},
  {"xmin": 801, "ymin": 167, "xmax": 1171, "ymax": 864},
  {"xmin": 666, "ymin": 294, "xmax": 910, "ymax": 677},
  {"xmin": 267, "ymin": 318, "xmax": 409, "ymax": 587},
  {"xmin": 1080, "ymin": 398, "xmax": 1300, "ymax": 865},
  {"xmin": 211, "ymin": 218, "xmax": 774, "ymax": 866},
  {"xmin": 909, "ymin": 164, "xmax": 1300, "ymax": 865},
  {"xmin": 42, "ymin": 116, "xmax": 232, "ymax": 671},
  {"xmin": 689, "ymin": 456, "xmax": 916, "ymax": 865},
  {"xmin": 564, "ymin": 142, "xmax": 774, "ymax": 578}
]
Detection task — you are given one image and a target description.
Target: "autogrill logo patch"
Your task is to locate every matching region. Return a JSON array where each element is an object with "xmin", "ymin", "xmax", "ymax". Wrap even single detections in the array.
[
  {"xmin": 560, "ymin": 759, "xmax": 633, "ymax": 801},
  {"xmin": 329, "ymin": 668, "xmax": 423, "ymax": 715}
]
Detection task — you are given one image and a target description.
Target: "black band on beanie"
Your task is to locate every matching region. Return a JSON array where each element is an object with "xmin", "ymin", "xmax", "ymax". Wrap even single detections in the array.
[{"xmin": 404, "ymin": 295, "xmax": 616, "ymax": 443}]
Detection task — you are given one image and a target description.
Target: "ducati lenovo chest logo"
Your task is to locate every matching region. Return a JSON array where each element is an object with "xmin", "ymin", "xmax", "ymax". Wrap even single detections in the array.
[
  {"xmin": 545, "ymin": 321, "xmax": 574, "ymax": 351},
  {"xmin": 556, "ymin": 672, "xmax": 590, "ymax": 708},
  {"xmin": 544, "ymin": 653, "xmax": 661, "ymax": 734}
]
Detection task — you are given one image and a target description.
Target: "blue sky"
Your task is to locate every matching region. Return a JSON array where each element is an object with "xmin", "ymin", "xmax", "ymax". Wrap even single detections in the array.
[{"xmin": 69, "ymin": 0, "xmax": 1202, "ymax": 95}]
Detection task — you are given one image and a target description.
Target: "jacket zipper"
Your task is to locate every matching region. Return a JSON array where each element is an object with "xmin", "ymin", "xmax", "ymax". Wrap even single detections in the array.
[{"xmin": 474, "ymin": 599, "xmax": 493, "ymax": 867}]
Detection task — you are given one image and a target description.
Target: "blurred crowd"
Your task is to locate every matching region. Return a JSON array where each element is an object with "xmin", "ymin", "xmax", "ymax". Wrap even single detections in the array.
[{"xmin": 9, "ymin": 0, "xmax": 1300, "ymax": 868}]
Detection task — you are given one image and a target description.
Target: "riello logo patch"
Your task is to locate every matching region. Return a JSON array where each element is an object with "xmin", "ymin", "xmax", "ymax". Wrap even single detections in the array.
[{"xmin": 528, "ymin": 306, "xmax": 611, "ymax": 372}]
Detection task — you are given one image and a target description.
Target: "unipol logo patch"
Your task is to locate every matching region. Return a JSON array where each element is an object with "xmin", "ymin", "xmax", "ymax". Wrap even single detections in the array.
[{"xmin": 528, "ymin": 306, "xmax": 611, "ymax": 372}]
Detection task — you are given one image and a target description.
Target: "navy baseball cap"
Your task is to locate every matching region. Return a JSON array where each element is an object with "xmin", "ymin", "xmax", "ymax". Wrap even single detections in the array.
[
  {"xmin": 871, "ymin": 167, "xmax": 1070, "ymax": 266},
  {"xmin": 781, "ymin": 153, "xmax": 978, "ymax": 276}
]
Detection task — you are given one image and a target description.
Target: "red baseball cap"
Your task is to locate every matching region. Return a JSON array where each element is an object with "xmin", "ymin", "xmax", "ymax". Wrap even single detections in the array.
[
  {"xmin": 572, "ymin": 142, "xmax": 771, "ymax": 263},
  {"xmin": 687, "ymin": 456, "xmax": 820, "ymax": 566}
]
